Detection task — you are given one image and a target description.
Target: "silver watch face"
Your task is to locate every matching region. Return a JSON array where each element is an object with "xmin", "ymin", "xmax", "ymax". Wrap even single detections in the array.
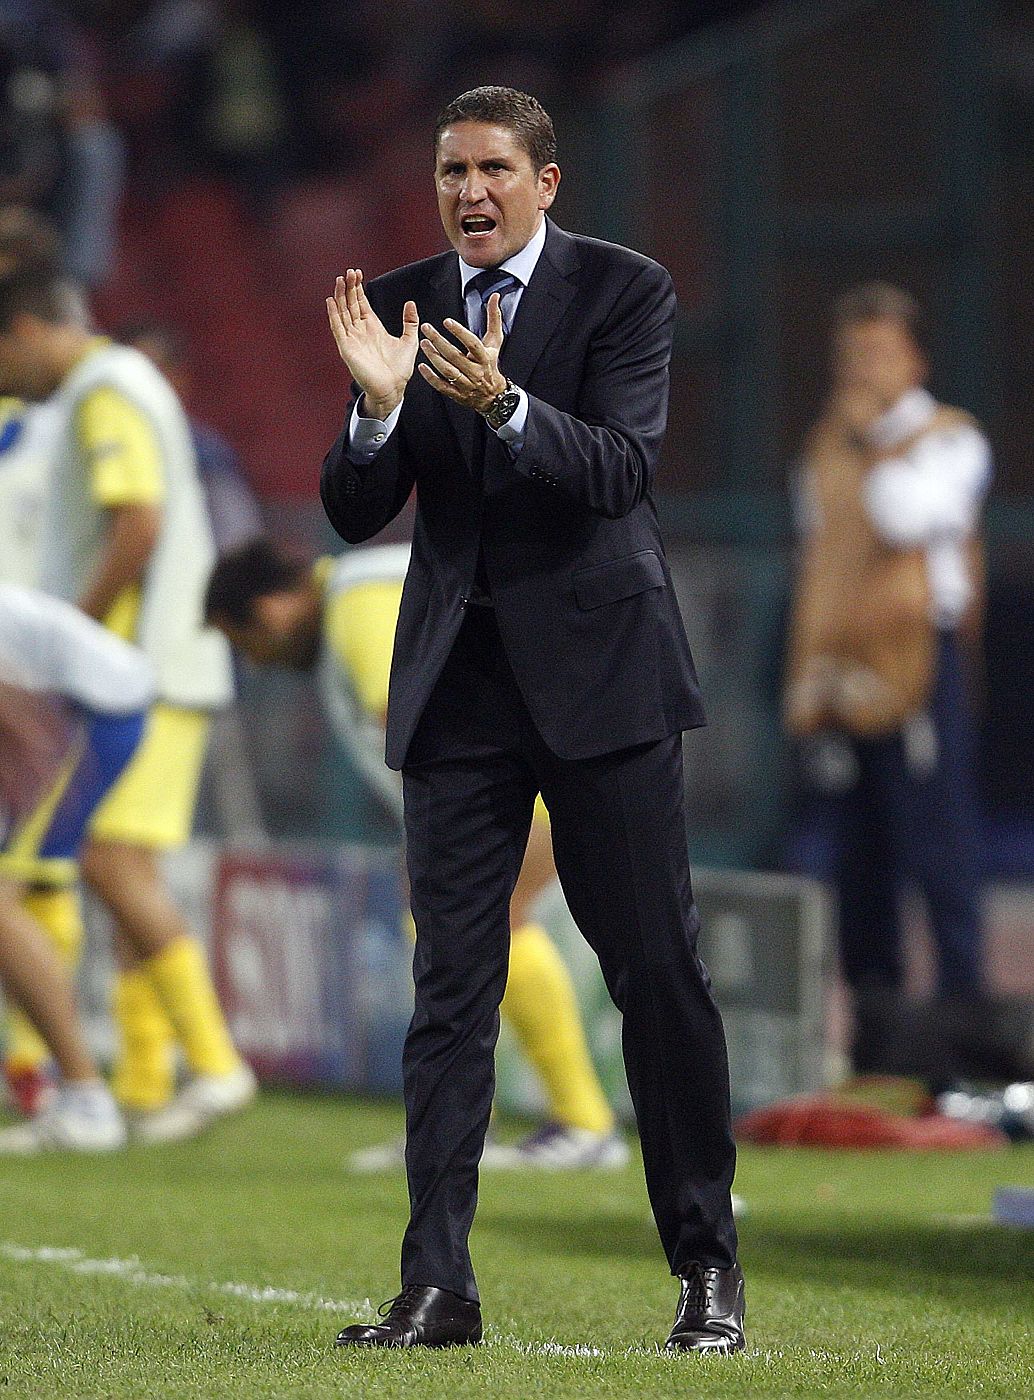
[{"xmin": 489, "ymin": 388, "xmax": 519, "ymax": 426}]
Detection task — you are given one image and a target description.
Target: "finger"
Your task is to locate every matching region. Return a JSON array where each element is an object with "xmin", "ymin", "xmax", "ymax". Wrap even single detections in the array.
[
  {"xmin": 417, "ymin": 360, "xmax": 463, "ymax": 398},
  {"xmin": 441, "ymin": 316, "xmax": 490, "ymax": 360},
  {"xmin": 483, "ymin": 294, "xmax": 504, "ymax": 351},
  {"xmin": 420, "ymin": 323, "xmax": 473, "ymax": 373},
  {"xmin": 333, "ymin": 273, "xmax": 353, "ymax": 325},
  {"xmin": 326, "ymin": 296, "xmax": 348, "ymax": 348},
  {"xmin": 354, "ymin": 270, "xmax": 374, "ymax": 321},
  {"xmin": 420, "ymin": 337, "xmax": 473, "ymax": 384},
  {"xmin": 343, "ymin": 269, "xmax": 362, "ymax": 324},
  {"xmin": 333, "ymin": 275, "xmax": 348, "ymax": 319},
  {"xmin": 400, "ymin": 299, "xmax": 420, "ymax": 343}
]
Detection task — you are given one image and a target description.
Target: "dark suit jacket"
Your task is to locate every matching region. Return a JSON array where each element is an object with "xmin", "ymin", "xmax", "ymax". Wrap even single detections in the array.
[{"xmin": 320, "ymin": 218, "xmax": 705, "ymax": 768}]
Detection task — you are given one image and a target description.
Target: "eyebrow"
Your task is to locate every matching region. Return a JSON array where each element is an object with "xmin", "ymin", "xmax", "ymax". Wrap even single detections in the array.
[{"xmin": 439, "ymin": 155, "xmax": 516, "ymax": 169}]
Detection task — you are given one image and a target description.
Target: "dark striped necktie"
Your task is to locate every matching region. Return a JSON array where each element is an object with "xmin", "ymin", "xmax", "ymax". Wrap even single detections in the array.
[{"xmin": 467, "ymin": 269, "xmax": 521, "ymax": 336}]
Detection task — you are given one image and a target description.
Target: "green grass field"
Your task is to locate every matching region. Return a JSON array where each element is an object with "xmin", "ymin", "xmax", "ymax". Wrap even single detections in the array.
[{"xmin": 1, "ymin": 1093, "xmax": 1032, "ymax": 1398}]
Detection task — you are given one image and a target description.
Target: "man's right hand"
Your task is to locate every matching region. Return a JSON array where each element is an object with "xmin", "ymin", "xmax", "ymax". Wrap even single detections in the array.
[{"xmin": 326, "ymin": 269, "xmax": 418, "ymax": 419}]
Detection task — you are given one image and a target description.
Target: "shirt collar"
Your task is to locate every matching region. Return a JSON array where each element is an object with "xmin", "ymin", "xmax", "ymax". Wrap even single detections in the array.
[
  {"xmin": 867, "ymin": 386, "xmax": 937, "ymax": 451},
  {"xmin": 458, "ymin": 216, "xmax": 548, "ymax": 294}
]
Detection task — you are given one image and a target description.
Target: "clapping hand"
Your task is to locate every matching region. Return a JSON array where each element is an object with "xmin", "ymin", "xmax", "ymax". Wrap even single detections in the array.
[
  {"xmin": 326, "ymin": 269, "xmax": 418, "ymax": 419},
  {"xmin": 417, "ymin": 294, "xmax": 507, "ymax": 415}
]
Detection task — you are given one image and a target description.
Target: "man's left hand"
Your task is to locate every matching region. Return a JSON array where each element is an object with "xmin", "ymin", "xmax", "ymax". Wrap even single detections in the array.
[{"xmin": 418, "ymin": 293, "xmax": 508, "ymax": 414}]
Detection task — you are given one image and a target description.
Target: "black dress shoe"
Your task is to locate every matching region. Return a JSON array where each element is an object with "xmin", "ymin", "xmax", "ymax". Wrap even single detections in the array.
[
  {"xmin": 664, "ymin": 1262, "xmax": 746, "ymax": 1353},
  {"xmin": 335, "ymin": 1284, "xmax": 482, "ymax": 1349}
]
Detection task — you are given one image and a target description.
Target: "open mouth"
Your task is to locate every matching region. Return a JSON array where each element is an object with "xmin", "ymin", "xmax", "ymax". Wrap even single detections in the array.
[{"xmin": 460, "ymin": 215, "xmax": 497, "ymax": 238}]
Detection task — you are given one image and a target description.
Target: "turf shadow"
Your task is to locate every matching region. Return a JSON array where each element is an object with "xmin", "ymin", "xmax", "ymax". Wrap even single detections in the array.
[
  {"xmin": 743, "ymin": 1219, "xmax": 1034, "ymax": 1298},
  {"xmin": 477, "ymin": 1205, "xmax": 659, "ymax": 1261}
]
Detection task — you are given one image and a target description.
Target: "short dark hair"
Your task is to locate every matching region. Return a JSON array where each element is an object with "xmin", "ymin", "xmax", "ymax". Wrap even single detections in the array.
[
  {"xmin": 204, "ymin": 538, "xmax": 308, "ymax": 628},
  {"xmin": 0, "ymin": 266, "xmax": 73, "ymax": 332},
  {"xmin": 434, "ymin": 86, "xmax": 556, "ymax": 171},
  {"xmin": 832, "ymin": 282, "xmax": 925, "ymax": 348}
]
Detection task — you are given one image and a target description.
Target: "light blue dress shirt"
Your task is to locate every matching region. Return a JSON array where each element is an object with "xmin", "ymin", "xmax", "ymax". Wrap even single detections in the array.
[{"xmin": 347, "ymin": 217, "xmax": 548, "ymax": 463}]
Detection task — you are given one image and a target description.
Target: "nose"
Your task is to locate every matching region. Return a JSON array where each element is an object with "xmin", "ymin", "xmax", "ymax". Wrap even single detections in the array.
[{"xmin": 461, "ymin": 168, "xmax": 487, "ymax": 204}]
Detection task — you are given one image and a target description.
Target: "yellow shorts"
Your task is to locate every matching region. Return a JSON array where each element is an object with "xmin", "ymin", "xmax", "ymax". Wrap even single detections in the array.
[
  {"xmin": 89, "ymin": 704, "xmax": 210, "ymax": 850},
  {"xmin": 0, "ymin": 707, "xmax": 148, "ymax": 887}
]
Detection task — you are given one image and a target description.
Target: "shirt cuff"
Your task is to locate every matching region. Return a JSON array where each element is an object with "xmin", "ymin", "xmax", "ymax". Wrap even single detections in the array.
[
  {"xmin": 347, "ymin": 398, "xmax": 403, "ymax": 463},
  {"xmin": 493, "ymin": 388, "xmax": 529, "ymax": 452}
]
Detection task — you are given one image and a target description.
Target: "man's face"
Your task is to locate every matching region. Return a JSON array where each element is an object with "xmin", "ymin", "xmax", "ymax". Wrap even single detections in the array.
[
  {"xmin": 435, "ymin": 121, "xmax": 560, "ymax": 268},
  {"xmin": 216, "ymin": 593, "xmax": 320, "ymax": 671},
  {"xmin": 0, "ymin": 316, "xmax": 61, "ymax": 401},
  {"xmin": 832, "ymin": 316, "xmax": 926, "ymax": 411}
]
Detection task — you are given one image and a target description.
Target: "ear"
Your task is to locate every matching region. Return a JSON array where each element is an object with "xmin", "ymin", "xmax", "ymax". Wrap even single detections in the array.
[{"xmin": 537, "ymin": 163, "xmax": 561, "ymax": 210}]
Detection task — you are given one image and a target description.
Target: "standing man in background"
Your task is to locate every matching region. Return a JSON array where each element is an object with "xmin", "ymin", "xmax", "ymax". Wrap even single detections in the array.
[
  {"xmin": 786, "ymin": 282, "xmax": 991, "ymax": 1067},
  {"xmin": 321, "ymin": 87, "xmax": 743, "ymax": 1354},
  {"xmin": 0, "ymin": 262, "xmax": 256, "ymax": 1142}
]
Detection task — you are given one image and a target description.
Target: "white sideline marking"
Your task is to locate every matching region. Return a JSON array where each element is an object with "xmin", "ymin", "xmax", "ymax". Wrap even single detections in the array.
[
  {"xmin": 0, "ymin": 1242, "xmax": 374, "ymax": 1316},
  {"xmin": 0, "ymin": 1243, "xmax": 612, "ymax": 1359},
  {"xmin": 499, "ymin": 1336, "xmax": 608, "ymax": 1359}
]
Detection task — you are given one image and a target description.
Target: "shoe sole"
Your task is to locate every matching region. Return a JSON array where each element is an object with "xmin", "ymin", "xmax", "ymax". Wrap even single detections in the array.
[
  {"xmin": 336, "ymin": 1332, "xmax": 483, "ymax": 1349},
  {"xmin": 131, "ymin": 1076, "xmax": 257, "ymax": 1145},
  {"xmin": 665, "ymin": 1334, "xmax": 746, "ymax": 1354}
]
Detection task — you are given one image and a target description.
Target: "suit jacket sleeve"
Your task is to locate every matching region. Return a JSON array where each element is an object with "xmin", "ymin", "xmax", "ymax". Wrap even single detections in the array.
[
  {"xmin": 319, "ymin": 282, "xmax": 417, "ymax": 544},
  {"xmin": 511, "ymin": 260, "xmax": 676, "ymax": 519}
]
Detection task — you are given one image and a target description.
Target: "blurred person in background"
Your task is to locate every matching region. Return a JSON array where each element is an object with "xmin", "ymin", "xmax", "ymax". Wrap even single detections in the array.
[
  {"xmin": 0, "ymin": 582, "xmax": 153, "ymax": 1152},
  {"xmin": 205, "ymin": 536, "xmax": 628, "ymax": 1171},
  {"xmin": 116, "ymin": 317, "xmax": 266, "ymax": 845},
  {"xmin": 0, "ymin": 205, "xmax": 67, "ymax": 594},
  {"xmin": 93, "ymin": 0, "xmax": 288, "ymax": 205},
  {"xmin": 0, "ymin": 1, "xmax": 123, "ymax": 288},
  {"xmin": 0, "ymin": 260, "xmax": 256, "ymax": 1142},
  {"xmin": 0, "ymin": 205, "xmax": 91, "ymax": 1113},
  {"xmin": 117, "ymin": 319, "xmax": 263, "ymax": 552},
  {"xmin": 785, "ymin": 282, "xmax": 991, "ymax": 1071}
]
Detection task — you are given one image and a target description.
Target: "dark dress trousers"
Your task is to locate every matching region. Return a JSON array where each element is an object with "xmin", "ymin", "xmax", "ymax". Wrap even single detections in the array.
[{"xmin": 321, "ymin": 218, "xmax": 738, "ymax": 1300}]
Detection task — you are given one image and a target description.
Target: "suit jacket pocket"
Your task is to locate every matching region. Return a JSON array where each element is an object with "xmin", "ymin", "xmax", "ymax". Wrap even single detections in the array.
[{"xmin": 573, "ymin": 550, "xmax": 665, "ymax": 610}]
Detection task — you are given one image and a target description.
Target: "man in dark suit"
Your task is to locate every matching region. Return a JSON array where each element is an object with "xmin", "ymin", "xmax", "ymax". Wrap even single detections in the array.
[{"xmin": 322, "ymin": 86, "xmax": 744, "ymax": 1355}]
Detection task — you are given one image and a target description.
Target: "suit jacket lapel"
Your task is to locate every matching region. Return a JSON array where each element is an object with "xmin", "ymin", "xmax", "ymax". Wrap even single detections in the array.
[
  {"xmin": 422, "ymin": 222, "xmax": 581, "ymax": 476},
  {"xmin": 425, "ymin": 255, "xmax": 481, "ymax": 474},
  {"xmin": 499, "ymin": 219, "xmax": 580, "ymax": 388}
]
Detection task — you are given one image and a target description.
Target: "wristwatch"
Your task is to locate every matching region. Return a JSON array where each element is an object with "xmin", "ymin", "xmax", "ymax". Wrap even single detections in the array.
[{"xmin": 482, "ymin": 379, "xmax": 521, "ymax": 431}]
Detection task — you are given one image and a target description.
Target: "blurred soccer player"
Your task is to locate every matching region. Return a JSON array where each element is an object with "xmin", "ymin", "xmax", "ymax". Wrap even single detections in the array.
[
  {"xmin": 0, "ymin": 206, "xmax": 89, "ymax": 1113},
  {"xmin": 0, "ymin": 263, "xmax": 256, "ymax": 1142},
  {"xmin": 0, "ymin": 208, "xmax": 67, "ymax": 592},
  {"xmin": 0, "ymin": 584, "xmax": 154, "ymax": 1152},
  {"xmin": 205, "ymin": 537, "xmax": 627, "ymax": 1170},
  {"xmin": 786, "ymin": 282, "xmax": 991, "ymax": 1065},
  {"xmin": 116, "ymin": 320, "xmax": 264, "ymax": 553}
]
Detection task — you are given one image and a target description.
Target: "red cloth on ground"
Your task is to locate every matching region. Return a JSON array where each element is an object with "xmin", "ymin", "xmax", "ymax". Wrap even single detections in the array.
[{"xmin": 735, "ymin": 1094, "xmax": 1007, "ymax": 1149}]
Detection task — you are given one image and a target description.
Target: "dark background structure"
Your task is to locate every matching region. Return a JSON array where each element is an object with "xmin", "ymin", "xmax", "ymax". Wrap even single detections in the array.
[{"xmin": 5, "ymin": 0, "xmax": 1032, "ymax": 872}]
